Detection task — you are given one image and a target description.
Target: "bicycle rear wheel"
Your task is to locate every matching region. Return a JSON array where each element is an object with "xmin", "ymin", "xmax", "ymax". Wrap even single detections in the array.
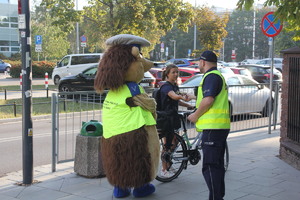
[
  {"xmin": 155, "ymin": 133, "xmax": 188, "ymax": 182},
  {"xmin": 224, "ymin": 142, "xmax": 229, "ymax": 171}
]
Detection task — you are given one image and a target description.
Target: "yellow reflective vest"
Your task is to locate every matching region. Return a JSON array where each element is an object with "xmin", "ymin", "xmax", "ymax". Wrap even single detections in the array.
[
  {"xmin": 102, "ymin": 84, "xmax": 156, "ymax": 139},
  {"xmin": 195, "ymin": 70, "xmax": 230, "ymax": 130}
]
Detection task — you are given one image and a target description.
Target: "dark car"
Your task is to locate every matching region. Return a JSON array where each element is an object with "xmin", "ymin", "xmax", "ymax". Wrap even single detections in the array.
[
  {"xmin": 58, "ymin": 65, "xmax": 156, "ymax": 93},
  {"xmin": 165, "ymin": 58, "xmax": 196, "ymax": 67},
  {"xmin": 0, "ymin": 59, "xmax": 11, "ymax": 73},
  {"xmin": 238, "ymin": 64, "xmax": 282, "ymax": 86},
  {"xmin": 153, "ymin": 61, "xmax": 167, "ymax": 68}
]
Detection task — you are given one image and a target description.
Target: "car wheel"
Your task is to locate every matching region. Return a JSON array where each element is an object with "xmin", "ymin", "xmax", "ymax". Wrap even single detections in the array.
[
  {"xmin": 54, "ymin": 76, "xmax": 60, "ymax": 85},
  {"xmin": 261, "ymin": 98, "xmax": 274, "ymax": 117},
  {"xmin": 59, "ymin": 84, "xmax": 72, "ymax": 92},
  {"xmin": 5, "ymin": 67, "xmax": 10, "ymax": 73}
]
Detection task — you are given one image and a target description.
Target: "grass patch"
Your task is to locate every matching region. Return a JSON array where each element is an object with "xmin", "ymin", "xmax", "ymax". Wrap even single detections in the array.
[
  {"xmin": 0, "ymin": 85, "xmax": 57, "ymax": 91},
  {"xmin": 0, "ymin": 97, "xmax": 102, "ymax": 119}
]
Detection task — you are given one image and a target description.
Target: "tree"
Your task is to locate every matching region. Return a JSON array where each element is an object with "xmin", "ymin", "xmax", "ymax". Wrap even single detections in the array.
[
  {"xmin": 41, "ymin": 0, "xmax": 81, "ymax": 35},
  {"xmin": 31, "ymin": 5, "xmax": 70, "ymax": 61},
  {"xmin": 194, "ymin": 7, "xmax": 229, "ymax": 57},
  {"xmin": 81, "ymin": 0, "xmax": 194, "ymax": 57},
  {"xmin": 237, "ymin": 0, "xmax": 300, "ymax": 40}
]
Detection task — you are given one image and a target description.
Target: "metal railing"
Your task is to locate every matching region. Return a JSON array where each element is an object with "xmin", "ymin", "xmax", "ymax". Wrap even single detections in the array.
[{"xmin": 51, "ymin": 84, "xmax": 281, "ymax": 171}]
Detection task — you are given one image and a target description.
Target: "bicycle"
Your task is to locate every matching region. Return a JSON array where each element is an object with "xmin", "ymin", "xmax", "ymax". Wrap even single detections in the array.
[{"xmin": 155, "ymin": 111, "xmax": 229, "ymax": 182}]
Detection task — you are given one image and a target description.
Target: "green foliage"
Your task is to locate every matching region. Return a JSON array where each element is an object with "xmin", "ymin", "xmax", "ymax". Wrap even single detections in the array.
[
  {"xmin": 81, "ymin": 0, "xmax": 194, "ymax": 57},
  {"xmin": 31, "ymin": 6, "xmax": 70, "ymax": 60},
  {"xmin": 195, "ymin": 7, "xmax": 229, "ymax": 54},
  {"xmin": 41, "ymin": 0, "xmax": 82, "ymax": 34},
  {"xmin": 9, "ymin": 61, "xmax": 56, "ymax": 78}
]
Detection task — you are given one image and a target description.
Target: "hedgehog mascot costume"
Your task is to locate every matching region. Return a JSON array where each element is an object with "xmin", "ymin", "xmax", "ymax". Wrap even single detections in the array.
[{"xmin": 94, "ymin": 34, "xmax": 160, "ymax": 198}]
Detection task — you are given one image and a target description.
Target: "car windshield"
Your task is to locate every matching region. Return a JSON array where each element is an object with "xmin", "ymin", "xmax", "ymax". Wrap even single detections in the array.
[
  {"xmin": 239, "ymin": 69, "xmax": 252, "ymax": 76},
  {"xmin": 180, "ymin": 75, "xmax": 203, "ymax": 87},
  {"xmin": 83, "ymin": 67, "xmax": 97, "ymax": 76}
]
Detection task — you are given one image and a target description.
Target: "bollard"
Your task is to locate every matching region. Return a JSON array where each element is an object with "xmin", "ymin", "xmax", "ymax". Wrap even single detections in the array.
[
  {"xmin": 45, "ymin": 72, "xmax": 48, "ymax": 89},
  {"xmin": 4, "ymin": 89, "xmax": 7, "ymax": 100},
  {"xmin": 20, "ymin": 73, "xmax": 22, "ymax": 90},
  {"xmin": 13, "ymin": 101, "xmax": 16, "ymax": 117}
]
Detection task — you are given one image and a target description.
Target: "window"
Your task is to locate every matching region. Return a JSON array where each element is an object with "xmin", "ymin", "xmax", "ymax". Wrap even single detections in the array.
[
  {"xmin": 10, "ymin": 41, "xmax": 19, "ymax": 46},
  {"xmin": 0, "ymin": 47, "xmax": 9, "ymax": 51},
  {"xmin": 0, "ymin": 16, "xmax": 9, "ymax": 22},
  {"xmin": 10, "ymin": 17, "xmax": 18, "ymax": 22},
  {"xmin": 58, "ymin": 56, "xmax": 70, "ymax": 67},
  {"xmin": 226, "ymin": 77, "xmax": 241, "ymax": 86},
  {"xmin": 11, "ymin": 47, "xmax": 19, "ymax": 51},
  {"xmin": 179, "ymin": 71, "xmax": 192, "ymax": 77},
  {"xmin": 0, "ymin": 23, "xmax": 9, "ymax": 27},
  {"xmin": 71, "ymin": 55, "xmax": 100, "ymax": 65},
  {"xmin": 83, "ymin": 67, "xmax": 97, "ymax": 76},
  {"xmin": 0, "ymin": 41, "xmax": 9, "ymax": 46}
]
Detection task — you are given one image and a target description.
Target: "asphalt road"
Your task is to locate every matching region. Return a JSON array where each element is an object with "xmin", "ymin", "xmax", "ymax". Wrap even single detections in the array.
[{"xmin": 0, "ymin": 73, "xmax": 54, "ymax": 86}]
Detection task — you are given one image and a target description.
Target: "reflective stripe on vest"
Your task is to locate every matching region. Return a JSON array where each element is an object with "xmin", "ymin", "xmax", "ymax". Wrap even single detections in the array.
[
  {"xmin": 195, "ymin": 70, "xmax": 230, "ymax": 130},
  {"xmin": 102, "ymin": 84, "xmax": 156, "ymax": 139}
]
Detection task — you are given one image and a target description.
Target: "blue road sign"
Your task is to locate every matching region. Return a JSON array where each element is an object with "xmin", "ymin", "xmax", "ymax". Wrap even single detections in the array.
[
  {"xmin": 80, "ymin": 35, "xmax": 87, "ymax": 42},
  {"xmin": 35, "ymin": 35, "xmax": 42, "ymax": 45},
  {"xmin": 261, "ymin": 12, "xmax": 282, "ymax": 37}
]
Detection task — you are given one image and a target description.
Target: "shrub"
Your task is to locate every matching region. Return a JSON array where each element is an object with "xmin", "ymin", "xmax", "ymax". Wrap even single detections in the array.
[{"xmin": 9, "ymin": 61, "xmax": 56, "ymax": 78}]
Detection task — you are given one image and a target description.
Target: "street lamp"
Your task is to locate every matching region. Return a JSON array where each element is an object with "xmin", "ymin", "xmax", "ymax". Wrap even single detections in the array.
[{"xmin": 171, "ymin": 40, "xmax": 176, "ymax": 59}]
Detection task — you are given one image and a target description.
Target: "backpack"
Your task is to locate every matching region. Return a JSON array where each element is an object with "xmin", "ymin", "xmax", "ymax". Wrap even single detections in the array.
[{"xmin": 152, "ymin": 83, "xmax": 181, "ymax": 133}]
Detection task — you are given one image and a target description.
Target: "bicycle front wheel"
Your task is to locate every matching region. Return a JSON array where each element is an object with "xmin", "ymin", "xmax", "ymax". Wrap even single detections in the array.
[{"xmin": 155, "ymin": 133, "xmax": 188, "ymax": 182}]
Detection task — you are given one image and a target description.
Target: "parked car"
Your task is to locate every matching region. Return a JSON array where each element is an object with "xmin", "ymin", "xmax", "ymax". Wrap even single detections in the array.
[
  {"xmin": 153, "ymin": 61, "xmax": 167, "ymax": 68},
  {"xmin": 149, "ymin": 68, "xmax": 163, "ymax": 88},
  {"xmin": 238, "ymin": 64, "xmax": 282, "ymax": 86},
  {"xmin": 0, "ymin": 59, "xmax": 11, "ymax": 73},
  {"xmin": 256, "ymin": 58, "xmax": 283, "ymax": 72},
  {"xmin": 179, "ymin": 74, "xmax": 273, "ymax": 117},
  {"xmin": 52, "ymin": 53, "xmax": 103, "ymax": 85},
  {"xmin": 178, "ymin": 67, "xmax": 200, "ymax": 83},
  {"xmin": 58, "ymin": 65, "xmax": 156, "ymax": 94},
  {"xmin": 165, "ymin": 58, "xmax": 196, "ymax": 67},
  {"xmin": 229, "ymin": 67, "xmax": 253, "ymax": 78},
  {"xmin": 239, "ymin": 59, "xmax": 260, "ymax": 65}
]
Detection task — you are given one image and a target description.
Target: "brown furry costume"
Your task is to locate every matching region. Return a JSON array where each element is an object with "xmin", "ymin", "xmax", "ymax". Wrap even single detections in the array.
[{"xmin": 94, "ymin": 38, "xmax": 159, "ymax": 189}]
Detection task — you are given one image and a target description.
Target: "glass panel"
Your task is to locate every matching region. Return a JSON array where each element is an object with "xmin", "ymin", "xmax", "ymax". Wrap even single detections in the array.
[
  {"xmin": 71, "ymin": 55, "xmax": 100, "ymax": 65},
  {"xmin": 0, "ymin": 47, "xmax": 9, "ymax": 51},
  {"xmin": 0, "ymin": 23, "xmax": 9, "ymax": 27},
  {"xmin": 0, "ymin": 40, "xmax": 9, "ymax": 45}
]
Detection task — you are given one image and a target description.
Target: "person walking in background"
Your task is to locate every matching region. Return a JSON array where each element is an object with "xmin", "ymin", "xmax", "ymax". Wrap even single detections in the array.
[
  {"xmin": 156, "ymin": 64, "xmax": 194, "ymax": 178},
  {"xmin": 188, "ymin": 51, "xmax": 230, "ymax": 200}
]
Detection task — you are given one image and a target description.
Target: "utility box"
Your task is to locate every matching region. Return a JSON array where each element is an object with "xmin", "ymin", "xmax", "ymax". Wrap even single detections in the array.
[{"xmin": 74, "ymin": 120, "xmax": 105, "ymax": 178}]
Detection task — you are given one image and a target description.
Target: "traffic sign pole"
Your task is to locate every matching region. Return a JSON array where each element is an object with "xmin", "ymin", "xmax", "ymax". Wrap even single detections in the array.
[
  {"xmin": 19, "ymin": 0, "xmax": 33, "ymax": 185},
  {"xmin": 261, "ymin": 12, "xmax": 282, "ymax": 134}
]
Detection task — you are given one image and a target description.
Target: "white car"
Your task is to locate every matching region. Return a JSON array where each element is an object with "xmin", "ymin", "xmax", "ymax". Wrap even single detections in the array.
[
  {"xmin": 239, "ymin": 59, "xmax": 260, "ymax": 65},
  {"xmin": 256, "ymin": 58, "xmax": 283, "ymax": 72},
  {"xmin": 179, "ymin": 74, "xmax": 273, "ymax": 117}
]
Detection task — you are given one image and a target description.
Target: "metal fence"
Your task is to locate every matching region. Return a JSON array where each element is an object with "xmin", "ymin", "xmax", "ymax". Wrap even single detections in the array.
[{"xmin": 51, "ymin": 84, "xmax": 281, "ymax": 171}]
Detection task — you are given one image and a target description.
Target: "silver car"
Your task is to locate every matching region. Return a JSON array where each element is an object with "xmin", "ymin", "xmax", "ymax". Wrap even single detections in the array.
[{"xmin": 179, "ymin": 74, "xmax": 273, "ymax": 117}]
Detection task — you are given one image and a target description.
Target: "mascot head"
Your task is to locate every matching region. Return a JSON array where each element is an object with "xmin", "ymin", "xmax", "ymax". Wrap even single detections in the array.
[{"xmin": 94, "ymin": 34, "xmax": 153, "ymax": 93}]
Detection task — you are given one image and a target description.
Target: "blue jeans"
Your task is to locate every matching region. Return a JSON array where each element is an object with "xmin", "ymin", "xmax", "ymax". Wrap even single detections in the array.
[{"xmin": 201, "ymin": 129, "xmax": 229, "ymax": 200}]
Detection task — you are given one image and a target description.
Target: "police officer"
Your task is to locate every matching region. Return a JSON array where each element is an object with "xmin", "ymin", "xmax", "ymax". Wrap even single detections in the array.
[{"xmin": 188, "ymin": 50, "xmax": 230, "ymax": 200}]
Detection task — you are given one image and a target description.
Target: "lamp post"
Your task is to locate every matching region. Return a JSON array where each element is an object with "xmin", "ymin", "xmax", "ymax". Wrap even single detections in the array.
[
  {"xmin": 171, "ymin": 40, "xmax": 176, "ymax": 59},
  {"xmin": 76, "ymin": 0, "xmax": 79, "ymax": 54}
]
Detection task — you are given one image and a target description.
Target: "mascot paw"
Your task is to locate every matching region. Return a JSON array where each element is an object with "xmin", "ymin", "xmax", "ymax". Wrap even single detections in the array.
[
  {"xmin": 133, "ymin": 183, "xmax": 155, "ymax": 198},
  {"xmin": 113, "ymin": 186, "xmax": 131, "ymax": 198}
]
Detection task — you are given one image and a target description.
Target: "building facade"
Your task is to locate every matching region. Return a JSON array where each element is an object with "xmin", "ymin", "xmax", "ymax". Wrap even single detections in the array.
[{"xmin": 0, "ymin": 0, "xmax": 19, "ymax": 57}]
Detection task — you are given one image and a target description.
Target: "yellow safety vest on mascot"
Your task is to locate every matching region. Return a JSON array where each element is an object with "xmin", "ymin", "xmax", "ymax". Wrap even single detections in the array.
[
  {"xmin": 103, "ymin": 84, "xmax": 156, "ymax": 139},
  {"xmin": 195, "ymin": 70, "xmax": 230, "ymax": 130}
]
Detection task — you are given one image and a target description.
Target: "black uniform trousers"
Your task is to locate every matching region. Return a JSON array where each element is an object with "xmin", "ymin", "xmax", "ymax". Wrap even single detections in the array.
[{"xmin": 201, "ymin": 129, "xmax": 229, "ymax": 200}]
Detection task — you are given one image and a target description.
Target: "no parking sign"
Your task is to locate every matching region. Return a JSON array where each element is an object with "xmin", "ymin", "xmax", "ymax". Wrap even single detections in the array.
[{"xmin": 261, "ymin": 12, "xmax": 283, "ymax": 37}]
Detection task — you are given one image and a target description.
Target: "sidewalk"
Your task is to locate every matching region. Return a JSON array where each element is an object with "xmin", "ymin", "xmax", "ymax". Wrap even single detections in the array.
[{"xmin": 1, "ymin": 127, "xmax": 300, "ymax": 200}]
